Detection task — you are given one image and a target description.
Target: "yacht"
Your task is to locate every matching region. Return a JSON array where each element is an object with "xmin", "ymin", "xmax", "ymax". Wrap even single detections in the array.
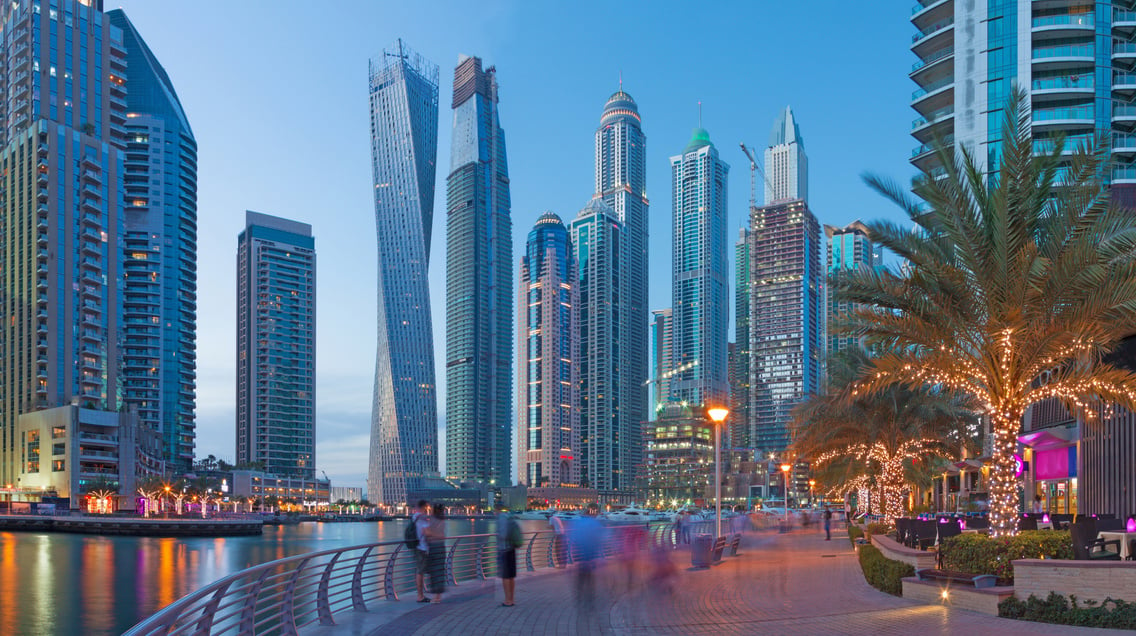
[{"xmin": 514, "ymin": 510, "xmax": 554, "ymax": 521}]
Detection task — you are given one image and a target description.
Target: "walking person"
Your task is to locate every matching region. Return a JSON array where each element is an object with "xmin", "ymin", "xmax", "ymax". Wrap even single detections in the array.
[
  {"xmin": 571, "ymin": 503, "xmax": 605, "ymax": 610},
  {"xmin": 425, "ymin": 503, "xmax": 447, "ymax": 603},
  {"xmin": 550, "ymin": 512, "xmax": 568, "ymax": 567},
  {"xmin": 409, "ymin": 500, "xmax": 431, "ymax": 603},
  {"xmin": 496, "ymin": 511, "xmax": 523, "ymax": 606},
  {"xmin": 823, "ymin": 505, "xmax": 832, "ymax": 541}
]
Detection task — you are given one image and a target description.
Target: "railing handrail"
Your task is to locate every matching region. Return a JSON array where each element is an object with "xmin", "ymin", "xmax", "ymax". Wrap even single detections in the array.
[{"xmin": 125, "ymin": 522, "xmax": 677, "ymax": 636}]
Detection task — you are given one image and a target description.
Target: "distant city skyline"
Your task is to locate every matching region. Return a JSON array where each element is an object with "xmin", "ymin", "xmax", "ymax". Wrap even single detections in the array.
[{"xmin": 103, "ymin": 2, "xmax": 919, "ymax": 489}]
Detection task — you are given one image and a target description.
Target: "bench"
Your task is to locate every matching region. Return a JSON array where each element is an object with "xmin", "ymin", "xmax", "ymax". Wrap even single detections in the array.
[
  {"xmin": 915, "ymin": 568, "xmax": 997, "ymax": 589},
  {"xmin": 727, "ymin": 533, "xmax": 741, "ymax": 556},
  {"xmin": 711, "ymin": 536, "xmax": 727, "ymax": 564}
]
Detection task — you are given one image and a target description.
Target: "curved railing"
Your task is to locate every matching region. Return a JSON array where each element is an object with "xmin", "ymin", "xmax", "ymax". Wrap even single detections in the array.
[{"xmin": 125, "ymin": 523, "xmax": 676, "ymax": 636}]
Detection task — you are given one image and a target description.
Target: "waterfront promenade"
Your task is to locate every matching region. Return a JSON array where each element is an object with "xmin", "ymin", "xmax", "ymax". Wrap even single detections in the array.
[{"xmin": 308, "ymin": 528, "xmax": 1131, "ymax": 636}]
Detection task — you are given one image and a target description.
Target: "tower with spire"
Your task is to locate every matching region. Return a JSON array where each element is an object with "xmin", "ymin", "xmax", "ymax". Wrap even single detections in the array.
[{"xmin": 764, "ymin": 105, "xmax": 808, "ymax": 205}]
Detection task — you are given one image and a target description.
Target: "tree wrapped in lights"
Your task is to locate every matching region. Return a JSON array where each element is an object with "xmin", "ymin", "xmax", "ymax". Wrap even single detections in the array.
[
  {"xmin": 792, "ymin": 349, "xmax": 971, "ymax": 522},
  {"xmin": 838, "ymin": 87, "xmax": 1136, "ymax": 537}
]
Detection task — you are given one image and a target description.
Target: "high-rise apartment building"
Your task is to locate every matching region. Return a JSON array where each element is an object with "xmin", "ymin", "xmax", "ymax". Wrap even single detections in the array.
[
  {"xmin": 747, "ymin": 198, "xmax": 821, "ymax": 456},
  {"xmin": 367, "ymin": 40, "xmax": 440, "ymax": 506},
  {"xmin": 669, "ymin": 127, "xmax": 730, "ymax": 408},
  {"xmin": 909, "ymin": 1, "xmax": 1136, "ymax": 200},
  {"xmin": 0, "ymin": 0, "xmax": 130, "ymax": 486},
  {"xmin": 649, "ymin": 308, "xmax": 673, "ymax": 419},
  {"xmin": 824, "ymin": 221, "xmax": 881, "ymax": 355},
  {"xmin": 594, "ymin": 88, "xmax": 649, "ymax": 447},
  {"xmin": 732, "ymin": 228, "xmax": 751, "ymax": 447},
  {"xmin": 517, "ymin": 212, "xmax": 578, "ymax": 488},
  {"xmin": 108, "ymin": 9, "xmax": 197, "ymax": 473},
  {"xmin": 445, "ymin": 55, "xmax": 512, "ymax": 486},
  {"xmin": 764, "ymin": 106, "xmax": 808, "ymax": 205},
  {"xmin": 571, "ymin": 199, "xmax": 631, "ymax": 491},
  {"xmin": 236, "ymin": 212, "xmax": 315, "ymax": 479}
]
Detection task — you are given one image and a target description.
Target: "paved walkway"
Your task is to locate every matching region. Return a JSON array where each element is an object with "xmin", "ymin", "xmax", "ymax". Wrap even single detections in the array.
[{"xmin": 307, "ymin": 528, "xmax": 1131, "ymax": 636}]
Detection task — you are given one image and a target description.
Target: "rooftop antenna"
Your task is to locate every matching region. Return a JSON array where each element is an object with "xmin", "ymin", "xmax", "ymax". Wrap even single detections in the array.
[{"xmin": 619, "ymin": 70, "xmax": 623, "ymax": 92}]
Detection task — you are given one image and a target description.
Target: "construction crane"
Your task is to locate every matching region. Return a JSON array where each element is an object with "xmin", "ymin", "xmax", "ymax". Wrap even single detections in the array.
[{"xmin": 739, "ymin": 142, "xmax": 775, "ymax": 209}]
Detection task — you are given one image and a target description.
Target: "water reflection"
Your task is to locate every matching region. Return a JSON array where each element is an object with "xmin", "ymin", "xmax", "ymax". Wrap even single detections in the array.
[{"xmin": 0, "ymin": 518, "xmax": 523, "ymax": 635}]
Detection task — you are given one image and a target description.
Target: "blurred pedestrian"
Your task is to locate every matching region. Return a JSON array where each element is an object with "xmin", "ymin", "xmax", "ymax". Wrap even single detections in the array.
[
  {"xmin": 496, "ymin": 511, "xmax": 522, "ymax": 606},
  {"xmin": 823, "ymin": 505, "xmax": 832, "ymax": 541},
  {"xmin": 550, "ymin": 512, "xmax": 568, "ymax": 567},
  {"xmin": 572, "ymin": 503, "xmax": 605, "ymax": 609},
  {"xmin": 410, "ymin": 500, "xmax": 431, "ymax": 603},
  {"xmin": 426, "ymin": 503, "xmax": 447, "ymax": 603}
]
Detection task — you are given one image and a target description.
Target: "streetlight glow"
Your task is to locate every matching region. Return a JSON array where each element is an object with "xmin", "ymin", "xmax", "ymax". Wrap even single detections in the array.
[{"xmin": 706, "ymin": 405, "xmax": 730, "ymax": 539}]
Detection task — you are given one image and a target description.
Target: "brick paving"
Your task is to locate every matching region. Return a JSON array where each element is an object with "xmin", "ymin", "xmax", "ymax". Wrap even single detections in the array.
[{"xmin": 306, "ymin": 527, "xmax": 1132, "ymax": 636}]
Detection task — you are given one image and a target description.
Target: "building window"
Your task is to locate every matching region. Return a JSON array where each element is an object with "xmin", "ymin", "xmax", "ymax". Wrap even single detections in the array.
[
  {"xmin": 52, "ymin": 426, "xmax": 65, "ymax": 439},
  {"xmin": 53, "ymin": 460, "xmax": 65, "ymax": 472},
  {"xmin": 25, "ymin": 430, "xmax": 40, "ymax": 473}
]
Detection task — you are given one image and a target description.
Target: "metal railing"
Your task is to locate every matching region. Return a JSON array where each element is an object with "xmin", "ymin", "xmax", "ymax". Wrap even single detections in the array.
[{"xmin": 125, "ymin": 523, "xmax": 677, "ymax": 636}]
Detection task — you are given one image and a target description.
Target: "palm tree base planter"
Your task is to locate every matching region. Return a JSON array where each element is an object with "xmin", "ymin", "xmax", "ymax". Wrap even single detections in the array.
[{"xmin": 901, "ymin": 577, "xmax": 1014, "ymax": 615}]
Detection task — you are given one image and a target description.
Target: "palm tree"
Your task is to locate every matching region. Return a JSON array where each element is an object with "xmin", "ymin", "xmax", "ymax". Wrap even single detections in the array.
[
  {"xmin": 136, "ymin": 475, "xmax": 166, "ymax": 518},
  {"xmin": 838, "ymin": 87, "xmax": 1136, "ymax": 536},
  {"xmin": 791, "ymin": 349, "xmax": 972, "ymax": 521}
]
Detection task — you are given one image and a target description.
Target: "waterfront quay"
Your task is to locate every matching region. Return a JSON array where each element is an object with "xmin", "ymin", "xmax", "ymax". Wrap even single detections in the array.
[
  {"xmin": 0, "ymin": 514, "xmax": 262, "ymax": 536},
  {"xmin": 315, "ymin": 530, "xmax": 1131, "ymax": 636}
]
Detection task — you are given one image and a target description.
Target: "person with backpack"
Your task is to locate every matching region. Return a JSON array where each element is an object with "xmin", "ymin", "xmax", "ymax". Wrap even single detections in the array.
[
  {"xmin": 496, "ymin": 511, "xmax": 523, "ymax": 606},
  {"xmin": 425, "ymin": 503, "xmax": 447, "ymax": 603},
  {"xmin": 407, "ymin": 500, "xmax": 431, "ymax": 603}
]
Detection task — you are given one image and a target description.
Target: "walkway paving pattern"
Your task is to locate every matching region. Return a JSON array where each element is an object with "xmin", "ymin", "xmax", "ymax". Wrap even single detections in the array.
[{"xmin": 307, "ymin": 527, "xmax": 1131, "ymax": 635}]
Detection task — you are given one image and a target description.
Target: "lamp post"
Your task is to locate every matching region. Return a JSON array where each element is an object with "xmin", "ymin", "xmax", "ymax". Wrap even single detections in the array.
[
  {"xmin": 706, "ymin": 406, "xmax": 730, "ymax": 538},
  {"xmin": 780, "ymin": 463, "xmax": 792, "ymax": 526},
  {"xmin": 808, "ymin": 479, "xmax": 815, "ymax": 507}
]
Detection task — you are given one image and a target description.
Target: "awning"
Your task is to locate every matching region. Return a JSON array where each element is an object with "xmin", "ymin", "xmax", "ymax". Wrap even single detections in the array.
[{"xmin": 1018, "ymin": 428, "xmax": 1076, "ymax": 450}]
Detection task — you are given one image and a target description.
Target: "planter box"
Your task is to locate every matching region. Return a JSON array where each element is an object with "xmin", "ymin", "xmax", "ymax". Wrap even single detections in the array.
[
  {"xmin": 1012, "ymin": 559, "xmax": 1136, "ymax": 605},
  {"xmin": 901, "ymin": 577, "xmax": 1014, "ymax": 615},
  {"xmin": 871, "ymin": 534, "xmax": 937, "ymax": 570}
]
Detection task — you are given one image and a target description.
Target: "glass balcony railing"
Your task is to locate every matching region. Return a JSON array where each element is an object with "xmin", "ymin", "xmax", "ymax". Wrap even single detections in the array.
[
  {"xmin": 1115, "ymin": 103, "xmax": 1136, "ymax": 117},
  {"xmin": 1115, "ymin": 73, "xmax": 1136, "ymax": 87},
  {"xmin": 912, "ymin": 105, "xmax": 954, "ymax": 129},
  {"xmin": 912, "ymin": 17, "xmax": 953, "ymax": 43},
  {"xmin": 1032, "ymin": 105, "xmax": 1094, "ymax": 121},
  {"xmin": 1114, "ymin": 133, "xmax": 1136, "ymax": 149},
  {"xmin": 912, "ymin": 46, "xmax": 954, "ymax": 72},
  {"xmin": 1032, "ymin": 14, "xmax": 1094, "ymax": 29},
  {"xmin": 1115, "ymin": 9, "xmax": 1136, "ymax": 22},
  {"xmin": 1033, "ymin": 44, "xmax": 1094, "ymax": 59},
  {"xmin": 1033, "ymin": 133, "xmax": 1094, "ymax": 154},
  {"xmin": 911, "ymin": 0, "xmax": 944, "ymax": 15},
  {"xmin": 911, "ymin": 135, "xmax": 954, "ymax": 158},
  {"xmin": 912, "ymin": 76, "xmax": 953, "ymax": 100},
  {"xmin": 1115, "ymin": 42, "xmax": 1136, "ymax": 54},
  {"xmin": 1113, "ymin": 164, "xmax": 1136, "ymax": 180},
  {"xmin": 1032, "ymin": 74, "xmax": 1094, "ymax": 91}
]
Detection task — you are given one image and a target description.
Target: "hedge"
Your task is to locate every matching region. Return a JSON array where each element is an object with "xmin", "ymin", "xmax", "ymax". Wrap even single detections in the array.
[
  {"xmin": 858, "ymin": 543, "xmax": 914, "ymax": 596},
  {"xmin": 939, "ymin": 530, "xmax": 1073, "ymax": 585},
  {"xmin": 999, "ymin": 592, "xmax": 1136, "ymax": 629},
  {"xmin": 849, "ymin": 525, "xmax": 864, "ymax": 546}
]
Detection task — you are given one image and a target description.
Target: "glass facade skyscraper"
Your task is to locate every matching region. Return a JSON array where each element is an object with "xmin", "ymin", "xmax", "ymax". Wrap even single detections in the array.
[
  {"xmin": 367, "ymin": 40, "xmax": 440, "ymax": 505},
  {"xmin": 763, "ymin": 106, "xmax": 808, "ymax": 205},
  {"xmin": 445, "ymin": 55, "xmax": 512, "ymax": 486},
  {"xmin": 236, "ymin": 212, "xmax": 315, "ymax": 479},
  {"xmin": 594, "ymin": 89, "xmax": 649, "ymax": 456},
  {"xmin": 731, "ymin": 227, "xmax": 751, "ymax": 448},
  {"xmin": 824, "ymin": 221, "xmax": 881, "ymax": 355},
  {"xmin": 517, "ymin": 212, "xmax": 578, "ymax": 488},
  {"xmin": 669, "ymin": 127, "xmax": 730, "ymax": 409},
  {"xmin": 571, "ymin": 198, "xmax": 629, "ymax": 491},
  {"xmin": 649, "ymin": 308, "xmax": 673, "ymax": 420},
  {"xmin": 0, "ymin": 0, "xmax": 129, "ymax": 486},
  {"xmin": 107, "ymin": 9, "xmax": 197, "ymax": 473}
]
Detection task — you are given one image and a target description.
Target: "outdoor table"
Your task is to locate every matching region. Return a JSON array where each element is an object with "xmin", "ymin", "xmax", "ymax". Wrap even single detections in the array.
[
  {"xmin": 1097, "ymin": 531, "xmax": 1136, "ymax": 559},
  {"xmin": 1038, "ymin": 521, "xmax": 1053, "ymax": 531}
]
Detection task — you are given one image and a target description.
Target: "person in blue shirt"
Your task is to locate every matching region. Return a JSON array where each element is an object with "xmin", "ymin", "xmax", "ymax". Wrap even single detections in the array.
[{"xmin": 571, "ymin": 503, "xmax": 606, "ymax": 609}]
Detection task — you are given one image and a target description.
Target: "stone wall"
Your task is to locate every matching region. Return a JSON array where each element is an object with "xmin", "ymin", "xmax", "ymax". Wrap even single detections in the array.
[
  {"xmin": 871, "ymin": 534, "xmax": 937, "ymax": 570},
  {"xmin": 1013, "ymin": 559, "xmax": 1136, "ymax": 605},
  {"xmin": 901, "ymin": 578, "xmax": 1013, "ymax": 616}
]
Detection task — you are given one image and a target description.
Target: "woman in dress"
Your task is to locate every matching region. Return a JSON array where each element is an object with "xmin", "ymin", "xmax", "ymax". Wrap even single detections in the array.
[{"xmin": 426, "ymin": 503, "xmax": 447, "ymax": 603}]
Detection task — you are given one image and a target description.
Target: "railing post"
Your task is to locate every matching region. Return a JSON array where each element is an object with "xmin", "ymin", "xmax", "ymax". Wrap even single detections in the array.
[
  {"xmin": 279, "ymin": 557, "xmax": 311, "ymax": 635},
  {"xmin": 476, "ymin": 537, "xmax": 486, "ymax": 580},
  {"xmin": 190, "ymin": 580, "xmax": 232, "ymax": 636},
  {"xmin": 525, "ymin": 532, "xmax": 537, "ymax": 572},
  {"xmin": 352, "ymin": 546, "xmax": 376, "ymax": 610},
  {"xmin": 384, "ymin": 545, "xmax": 403, "ymax": 600},
  {"xmin": 235, "ymin": 568, "xmax": 273, "ymax": 635},
  {"xmin": 316, "ymin": 552, "xmax": 343, "ymax": 626},
  {"xmin": 446, "ymin": 537, "xmax": 461, "ymax": 585}
]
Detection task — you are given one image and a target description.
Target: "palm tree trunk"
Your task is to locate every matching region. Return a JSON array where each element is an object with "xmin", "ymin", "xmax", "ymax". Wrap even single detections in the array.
[{"xmin": 988, "ymin": 408, "xmax": 1024, "ymax": 537}]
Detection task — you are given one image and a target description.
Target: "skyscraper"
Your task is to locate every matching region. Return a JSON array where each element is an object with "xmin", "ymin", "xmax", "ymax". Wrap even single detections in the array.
[
  {"xmin": 107, "ymin": 9, "xmax": 198, "ymax": 473},
  {"xmin": 824, "ymin": 221, "xmax": 881, "ymax": 355},
  {"xmin": 0, "ymin": 0, "xmax": 129, "ymax": 486},
  {"xmin": 747, "ymin": 198, "xmax": 822, "ymax": 456},
  {"xmin": 517, "ymin": 212, "xmax": 578, "ymax": 488},
  {"xmin": 669, "ymin": 127, "xmax": 730, "ymax": 408},
  {"xmin": 649, "ymin": 308, "xmax": 673, "ymax": 419},
  {"xmin": 367, "ymin": 40, "xmax": 440, "ymax": 506},
  {"xmin": 908, "ymin": 1, "xmax": 1136, "ymax": 201},
  {"xmin": 445, "ymin": 56, "xmax": 512, "ymax": 486},
  {"xmin": 594, "ymin": 88, "xmax": 649, "ymax": 448},
  {"xmin": 732, "ymin": 228, "xmax": 751, "ymax": 447},
  {"xmin": 764, "ymin": 106, "xmax": 808, "ymax": 205},
  {"xmin": 571, "ymin": 199, "xmax": 629, "ymax": 491},
  {"xmin": 236, "ymin": 212, "xmax": 316, "ymax": 479}
]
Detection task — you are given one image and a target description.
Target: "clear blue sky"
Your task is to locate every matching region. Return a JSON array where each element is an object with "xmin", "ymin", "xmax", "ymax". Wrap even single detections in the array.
[{"xmin": 111, "ymin": 1, "xmax": 918, "ymax": 488}]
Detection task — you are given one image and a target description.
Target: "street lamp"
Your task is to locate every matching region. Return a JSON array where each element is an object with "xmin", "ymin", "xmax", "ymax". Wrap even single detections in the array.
[
  {"xmin": 706, "ymin": 406, "xmax": 730, "ymax": 538},
  {"xmin": 780, "ymin": 463, "xmax": 792, "ymax": 526},
  {"xmin": 808, "ymin": 479, "xmax": 816, "ymax": 506}
]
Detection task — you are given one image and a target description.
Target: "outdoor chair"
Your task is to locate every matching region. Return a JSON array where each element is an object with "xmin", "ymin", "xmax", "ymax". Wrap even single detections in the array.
[
  {"xmin": 1069, "ymin": 520, "xmax": 1121, "ymax": 561},
  {"xmin": 1019, "ymin": 516, "xmax": 1038, "ymax": 531},
  {"xmin": 896, "ymin": 518, "xmax": 911, "ymax": 547},
  {"xmin": 1051, "ymin": 514, "xmax": 1073, "ymax": 530},
  {"xmin": 936, "ymin": 519, "xmax": 961, "ymax": 545},
  {"xmin": 1128, "ymin": 539, "xmax": 1135, "ymax": 561},
  {"xmin": 914, "ymin": 520, "xmax": 937, "ymax": 550},
  {"xmin": 966, "ymin": 517, "xmax": 989, "ymax": 530},
  {"xmin": 1096, "ymin": 517, "xmax": 1124, "ymax": 532}
]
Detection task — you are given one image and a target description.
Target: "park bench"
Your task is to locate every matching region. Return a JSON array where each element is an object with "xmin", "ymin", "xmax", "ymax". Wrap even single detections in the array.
[
  {"xmin": 711, "ymin": 535, "xmax": 728, "ymax": 564},
  {"xmin": 915, "ymin": 568, "xmax": 997, "ymax": 589},
  {"xmin": 727, "ymin": 533, "xmax": 741, "ymax": 556}
]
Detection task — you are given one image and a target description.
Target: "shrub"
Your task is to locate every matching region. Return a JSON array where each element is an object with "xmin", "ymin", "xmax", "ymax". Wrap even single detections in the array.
[
  {"xmin": 849, "ymin": 525, "xmax": 864, "ymax": 546},
  {"xmin": 858, "ymin": 544, "xmax": 914, "ymax": 596},
  {"xmin": 999, "ymin": 592, "xmax": 1136, "ymax": 629},
  {"xmin": 865, "ymin": 521, "xmax": 893, "ymax": 538},
  {"xmin": 940, "ymin": 530, "xmax": 1073, "ymax": 585}
]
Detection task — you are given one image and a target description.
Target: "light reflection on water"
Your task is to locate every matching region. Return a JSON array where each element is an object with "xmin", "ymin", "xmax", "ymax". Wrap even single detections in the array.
[{"xmin": 0, "ymin": 517, "xmax": 536, "ymax": 636}]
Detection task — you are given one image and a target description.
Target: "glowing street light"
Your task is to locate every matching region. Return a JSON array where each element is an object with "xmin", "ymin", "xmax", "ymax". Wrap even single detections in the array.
[
  {"xmin": 780, "ymin": 463, "xmax": 792, "ymax": 526},
  {"xmin": 706, "ymin": 406, "xmax": 730, "ymax": 538},
  {"xmin": 808, "ymin": 479, "xmax": 816, "ymax": 506}
]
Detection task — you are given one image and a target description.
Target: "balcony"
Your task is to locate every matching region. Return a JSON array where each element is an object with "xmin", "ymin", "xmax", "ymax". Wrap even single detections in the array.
[
  {"xmin": 1115, "ymin": 9, "xmax": 1136, "ymax": 36},
  {"xmin": 1033, "ymin": 43, "xmax": 1094, "ymax": 70},
  {"xmin": 911, "ymin": 135, "xmax": 953, "ymax": 161},
  {"xmin": 1114, "ymin": 132, "xmax": 1136, "ymax": 155},
  {"xmin": 911, "ymin": 75, "xmax": 953, "ymax": 108},
  {"xmin": 912, "ymin": 17, "xmax": 954, "ymax": 57},
  {"xmin": 910, "ymin": 45, "xmax": 954, "ymax": 77},
  {"xmin": 1031, "ymin": 13, "xmax": 1094, "ymax": 35},
  {"xmin": 1031, "ymin": 104, "xmax": 1094, "ymax": 130},
  {"xmin": 911, "ymin": 105, "xmax": 955, "ymax": 142},
  {"xmin": 1032, "ymin": 73, "xmax": 1094, "ymax": 95},
  {"xmin": 1116, "ymin": 73, "xmax": 1136, "ymax": 97},
  {"xmin": 1113, "ymin": 163, "xmax": 1136, "ymax": 183},
  {"xmin": 1114, "ymin": 41, "xmax": 1136, "ymax": 66}
]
